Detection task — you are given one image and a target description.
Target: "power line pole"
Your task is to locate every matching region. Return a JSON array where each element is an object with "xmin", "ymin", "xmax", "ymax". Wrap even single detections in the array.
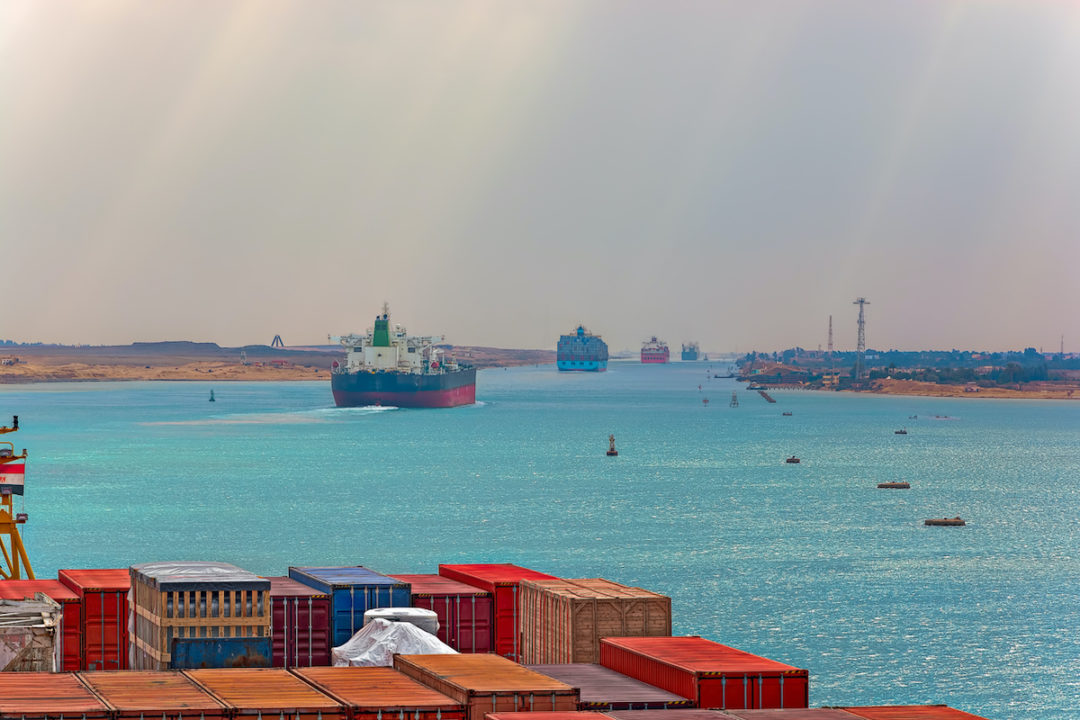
[
  {"xmin": 827, "ymin": 315, "xmax": 833, "ymax": 372},
  {"xmin": 853, "ymin": 298, "xmax": 869, "ymax": 380}
]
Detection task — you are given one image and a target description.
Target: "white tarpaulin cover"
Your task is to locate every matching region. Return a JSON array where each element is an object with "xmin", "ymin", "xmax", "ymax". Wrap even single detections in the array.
[{"xmin": 331, "ymin": 617, "xmax": 456, "ymax": 667}]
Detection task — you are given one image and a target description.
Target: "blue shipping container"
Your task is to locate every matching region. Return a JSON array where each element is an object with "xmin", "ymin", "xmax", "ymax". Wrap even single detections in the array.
[
  {"xmin": 288, "ymin": 567, "xmax": 411, "ymax": 647},
  {"xmin": 170, "ymin": 637, "xmax": 272, "ymax": 669}
]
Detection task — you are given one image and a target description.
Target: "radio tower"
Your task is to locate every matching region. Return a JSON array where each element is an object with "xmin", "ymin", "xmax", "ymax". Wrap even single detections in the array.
[
  {"xmin": 853, "ymin": 298, "xmax": 869, "ymax": 380},
  {"xmin": 827, "ymin": 315, "xmax": 834, "ymax": 371}
]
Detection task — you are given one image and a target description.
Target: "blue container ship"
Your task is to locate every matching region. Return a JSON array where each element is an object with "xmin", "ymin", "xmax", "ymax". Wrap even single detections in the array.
[{"xmin": 557, "ymin": 325, "xmax": 608, "ymax": 372}]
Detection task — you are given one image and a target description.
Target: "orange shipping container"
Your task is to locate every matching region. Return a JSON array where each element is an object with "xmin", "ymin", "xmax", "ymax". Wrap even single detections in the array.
[
  {"xmin": 0, "ymin": 673, "xmax": 109, "ymax": 720},
  {"xmin": 78, "ymin": 670, "xmax": 228, "ymax": 720},
  {"xmin": 294, "ymin": 666, "xmax": 466, "ymax": 720},
  {"xmin": 186, "ymin": 668, "xmax": 345, "ymax": 720},
  {"xmin": 520, "ymin": 579, "xmax": 671, "ymax": 664},
  {"xmin": 487, "ymin": 714, "xmax": 615, "ymax": 720},
  {"xmin": 840, "ymin": 707, "xmax": 992, "ymax": 720},
  {"xmin": 394, "ymin": 653, "xmax": 580, "ymax": 720}
]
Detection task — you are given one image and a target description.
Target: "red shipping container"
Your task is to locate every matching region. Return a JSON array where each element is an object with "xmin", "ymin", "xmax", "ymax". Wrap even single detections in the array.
[
  {"xmin": 608, "ymin": 712, "xmax": 740, "ymax": 720},
  {"xmin": 724, "ymin": 710, "xmax": 861, "ymax": 719},
  {"xmin": 438, "ymin": 563, "xmax": 556, "ymax": 660},
  {"xmin": 0, "ymin": 578, "xmax": 82, "ymax": 672},
  {"xmin": 840, "ymin": 707, "xmax": 991, "ymax": 720},
  {"xmin": 59, "ymin": 568, "xmax": 131, "ymax": 671},
  {"xmin": 391, "ymin": 573, "xmax": 493, "ymax": 653},
  {"xmin": 294, "ymin": 666, "xmax": 466, "ymax": 720},
  {"xmin": 0, "ymin": 673, "xmax": 110, "ymax": 720},
  {"xmin": 600, "ymin": 637, "xmax": 809, "ymax": 711},
  {"xmin": 79, "ymin": 670, "xmax": 228, "ymax": 720},
  {"xmin": 186, "ymin": 668, "xmax": 346, "ymax": 720},
  {"xmin": 488, "ymin": 714, "xmax": 615, "ymax": 720},
  {"xmin": 266, "ymin": 576, "xmax": 332, "ymax": 667}
]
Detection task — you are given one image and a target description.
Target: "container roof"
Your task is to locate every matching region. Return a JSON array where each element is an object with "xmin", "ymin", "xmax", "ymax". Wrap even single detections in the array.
[
  {"xmin": 290, "ymin": 566, "xmax": 404, "ymax": 587},
  {"xmin": 58, "ymin": 568, "xmax": 131, "ymax": 592},
  {"xmin": 839, "ymin": 707, "xmax": 991, "ymax": 720},
  {"xmin": 264, "ymin": 576, "xmax": 330, "ymax": 598},
  {"xmin": 80, "ymin": 671, "xmax": 226, "ymax": 712},
  {"xmin": 130, "ymin": 561, "xmax": 268, "ymax": 591},
  {"xmin": 602, "ymin": 637, "xmax": 804, "ymax": 674},
  {"xmin": 527, "ymin": 664, "xmax": 689, "ymax": 706},
  {"xmin": 185, "ymin": 668, "xmax": 343, "ymax": 712},
  {"xmin": 0, "ymin": 673, "xmax": 109, "ymax": 716},
  {"xmin": 438, "ymin": 563, "xmax": 557, "ymax": 587},
  {"xmin": 390, "ymin": 573, "xmax": 492, "ymax": 596},
  {"xmin": 396, "ymin": 654, "xmax": 576, "ymax": 693},
  {"xmin": 0, "ymin": 578, "xmax": 79, "ymax": 602},
  {"xmin": 295, "ymin": 667, "xmax": 464, "ymax": 709}
]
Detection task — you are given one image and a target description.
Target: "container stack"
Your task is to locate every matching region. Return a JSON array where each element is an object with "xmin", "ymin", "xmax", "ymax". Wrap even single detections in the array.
[
  {"xmin": 289, "ymin": 566, "xmax": 411, "ymax": 648},
  {"xmin": 0, "ymin": 672, "xmax": 110, "ymax": 718},
  {"xmin": 266, "ymin": 576, "xmax": 332, "ymax": 668},
  {"xmin": 59, "ymin": 568, "xmax": 131, "ymax": 671},
  {"xmin": 0, "ymin": 579, "xmax": 82, "ymax": 671},
  {"xmin": 391, "ymin": 573, "xmax": 493, "ymax": 653},
  {"xmin": 295, "ymin": 666, "xmax": 467, "ymax": 720},
  {"xmin": 528, "ymin": 664, "xmax": 693, "ymax": 712},
  {"xmin": 186, "ymin": 667, "xmax": 346, "ymax": 720},
  {"xmin": 520, "ymin": 578, "xmax": 672, "ymax": 664},
  {"xmin": 600, "ymin": 636, "xmax": 809, "ymax": 711},
  {"xmin": 438, "ymin": 563, "xmax": 556, "ymax": 661},
  {"xmin": 79, "ymin": 670, "xmax": 228, "ymax": 720},
  {"xmin": 128, "ymin": 561, "xmax": 271, "ymax": 670},
  {"xmin": 394, "ymin": 653, "xmax": 580, "ymax": 720}
]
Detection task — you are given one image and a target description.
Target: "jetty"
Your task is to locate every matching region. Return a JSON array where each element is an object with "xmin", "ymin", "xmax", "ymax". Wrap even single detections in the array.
[{"xmin": 758, "ymin": 390, "xmax": 776, "ymax": 403}]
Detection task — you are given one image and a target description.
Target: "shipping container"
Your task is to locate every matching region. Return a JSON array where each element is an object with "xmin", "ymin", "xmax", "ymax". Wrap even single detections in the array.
[
  {"xmin": 487, "ymin": 714, "xmax": 615, "ymax": 720},
  {"xmin": 840, "ymin": 707, "xmax": 991, "ymax": 720},
  {"xmin": 59, "ymin": 568, "xmax": 131, "ymax": 671},
  {"xmin": 294, "ymin": 665, "xmax": 466, "ymax": 720},
  {"xmin": 170, "ymin": 637, "xmax": 272, "ymax": 669},
  {"xmin": 521, "ymin": 579, "xmax": 671, "ymax": 664},
  {"xmin": 438, "ymin": 563, "xmax": 557, "ymax": 660},
  {"xmin": 129, "ymin": 561, "xmax": 271, "ymax": 670},
  {"xmin": 0, "ymin": 595, "xmax": 62, "ymax": 672},
  {"xmin": 600, "ymin": 637, "xmax": 808, "ymax": 711},
  {"xmin": 0, "ymin": 579, "xmax": 82, "ymax": 671},
  {"xmin": 528, "ymin": 664, "xmax": 692, "ymax": 711},
  {"xmin": 289, "ymin": 567, "xmax": 411, "ymax": 648},
  {"xmin": 0, "ymin": 673, "xmax": 109, "ymax": 720},
  {"xmin": 266, "ymin": 576, "xmax": 332, "ymax": 668},
  {"xmin": 394, "ymin": 653, "xmax": 580, "ymax": 720},
  {"xmin": 391, "ymin": 574, "xmax": 493, "ymax": 653},
  {"xmin": 725, "ymin": 710, "xmax": 863, "ymax": 719},
  {"xmin": 185, "ymin": 667, "xmax": 346, "ymax": 720},
  {"xmin": 607, "ymin": 711, "xmax": 741, "ymax": 720},
  {"xmin": 79, "ymin": 670, "xmax": 228, "ymax": 720}
]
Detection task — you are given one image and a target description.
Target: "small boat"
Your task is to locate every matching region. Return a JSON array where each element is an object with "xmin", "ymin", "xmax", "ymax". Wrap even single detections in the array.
[
  {"xmin": 785, "ymin": 456, "xmax": 800, "ymax": 464},
  {"xmin": 713, "ymin": 373, "xmax": 734, "ymax": 379},
  {"xmin": 894, "ymin": 428, "xmax": 907, "ymax": 435},
  {"xmin": 782, "ymin": 411, "xmax": 792, "ymax": 416},
  {"xmin": 925, "ymin": 517, "xmax": 966, "ymax": 526},
  {"xmin": 702, "ymin": 397, "xmax": 709, "ymax": 406},
  {"xmin": 748, "ymin": 384, "xmax": 766, "ymax": 390},
  {"xmin": 877, "ymin": 481, "xmax": 910, "ymax": 489},
  {"xmin": 209, "ymin": 390, "xmax": 215, "ymax": 402},
  {"xmin": 606, "ymin": 434, "xmax": 618, "ymax": 457}
]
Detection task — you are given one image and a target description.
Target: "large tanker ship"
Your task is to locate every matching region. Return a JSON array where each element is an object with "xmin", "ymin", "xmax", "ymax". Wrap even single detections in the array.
[
  {"xmin": 331, "ymin": 305, "xmax": 476, "ymax": 408},
  {"xmin": 641, "ymin": 337, "xmax": 670, "ymax": 364},
  {"xmin": 557, "ymin": 325, "xmax": 608, "ymax": 371}
]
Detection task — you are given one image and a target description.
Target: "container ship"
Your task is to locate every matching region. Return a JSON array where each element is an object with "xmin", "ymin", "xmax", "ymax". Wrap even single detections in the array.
[
  {"xmin": 557, "ymin": 325, "xmax": 608, "ymax": 372},
  {"xmin": 331, "ymin": 305, "xmax": 476, "ymax": 408},
  {"xmin": 641, "ymin": 337, "xmax": 670, "ymax": 364},
  {"xmin": 681, "ymin": 342, "xmax": 700, "ymax": 361}
]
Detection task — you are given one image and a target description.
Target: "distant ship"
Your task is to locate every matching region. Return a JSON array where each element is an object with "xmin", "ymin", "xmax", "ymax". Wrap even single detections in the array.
[
  {"xmin": 681, "ymin": 342, "xmax": 700, "ymax": 362},
  {"xmin": 331, "ymin": 305, "xmax": 476, "ymax": 408},
  {"xmin": 557, "ymin": 325, "xmax": 608, "ymax": 372},
  {"xmin": 641, "ymin": 337, "xmax": 670, "ymax": 364}
]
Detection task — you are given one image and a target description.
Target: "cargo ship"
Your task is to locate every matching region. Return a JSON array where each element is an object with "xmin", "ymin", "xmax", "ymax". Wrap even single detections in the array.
[
  {"xmin": 331, "ymin": 305, "xmax": 476, "ymax": 408},
  {"xmin": 641, "ymin": 337, "xmax": 670, "ymax": 364},
  {"xmin": 557, "ymin": 325, "xmax": 608, "ymax": 372},
  {"xmin": 681, "ymin": 342, "xmax": 700, "ymax": 361}
]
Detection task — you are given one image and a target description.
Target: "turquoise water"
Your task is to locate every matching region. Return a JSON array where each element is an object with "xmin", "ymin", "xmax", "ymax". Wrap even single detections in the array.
[{"xmin": 2, "ymin": 362, "xmax": 1078, "ymax": 719}]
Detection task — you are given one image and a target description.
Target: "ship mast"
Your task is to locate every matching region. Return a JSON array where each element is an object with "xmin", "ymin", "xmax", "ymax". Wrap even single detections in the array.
[{"xmin": 0, "ymin": 416, "xmax": 33, "ymax": 579}]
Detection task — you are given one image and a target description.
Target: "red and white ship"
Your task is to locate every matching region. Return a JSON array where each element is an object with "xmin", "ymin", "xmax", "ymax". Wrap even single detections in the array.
[{"xmin": 641, "ymin": 337, "xmax": 670, "ymax": 364}]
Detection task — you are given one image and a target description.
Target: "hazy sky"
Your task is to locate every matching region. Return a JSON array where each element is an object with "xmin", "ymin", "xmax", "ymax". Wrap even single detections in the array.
[{"xmin": 2, "ymin": 1, "xmax": 1078, "ymax": 353}]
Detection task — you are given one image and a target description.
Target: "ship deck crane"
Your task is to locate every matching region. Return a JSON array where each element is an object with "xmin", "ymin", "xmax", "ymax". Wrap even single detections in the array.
[{"xmin": 0, "ymin": 415, "xmax": 33, "ymax": 579}]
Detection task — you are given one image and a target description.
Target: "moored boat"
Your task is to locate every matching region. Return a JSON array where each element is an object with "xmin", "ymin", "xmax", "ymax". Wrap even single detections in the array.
[{"xmin": 641, "ymin": 337, "xmax": 670, "ymax": 364}]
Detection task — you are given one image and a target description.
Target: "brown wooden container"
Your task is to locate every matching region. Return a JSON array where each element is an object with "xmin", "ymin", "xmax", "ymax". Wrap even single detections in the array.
[
  {"xmin": 129, "ymin": 561, "xmax": 271, "ymax": 670},
  {"xmin": 0, "ymin": 673, "xmax": 110, "ymax": 720},
  {"xmin": 186, "ymin": 668, "xmax": 346, "ymax": 720},
  {"xmin": 394, "ymin": 653, "xmax": 580, "ymax": 720},
  {"xmin": 520, "ymin": 579, "xmax": 672, "ymax": 664},
  {"xmin": 294, "ymin": 666, "xmax": 467, "ymax": 720},
  {"xmin": 78, "ymin": 670, "xmax": 228, "ymax": 720}
]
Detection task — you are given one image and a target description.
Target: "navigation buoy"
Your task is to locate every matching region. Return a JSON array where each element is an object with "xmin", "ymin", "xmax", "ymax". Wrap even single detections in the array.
[
  {"xmin": 209, "ymin": 390, "xmax": 215, "ymax": 402},
  {"xmin": 607, "ymin": 434, "xmax": 618, "ymax": 457}
]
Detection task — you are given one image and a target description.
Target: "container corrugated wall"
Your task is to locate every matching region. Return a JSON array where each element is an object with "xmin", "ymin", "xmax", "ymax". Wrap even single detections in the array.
[
  {"xmin": 487, "ymin": 714, "xmax": 615, "ymax": 720},
  {"xmin": 78, "ymin": 670, "xmax": 229, "ymax": 720},
  {"xmin": 185, "ymin": 668, "xmax": 346, "ymax": 720},
  {"xmin": 520, "ymin": 578, "xmax": 671, "ymax": 664},
  {"xmin": 0, "ymin": 673, "xmax": 110, "ymax": 720},
  {"xmin": 266, "ymin": 576, "xmax": 332, "ymax": 667},
  {"xmin": 394, "ymin": 653, "xmax": 580, "ymax": 720},
  {"xmin": 391, "ymin": 573, "xmax": 493, "ymax": 653},
  {"xmin": 59, "ymin": 568, "xmax": 131, "ymax": 671},
  {"xmin": 438, "ymin": 563, "xmax": 557, "ymax": 661},
  {"xmin": 294, "ymin": 666, "xmax": 467, "ymax": 720},
  {"xmin": 600, "ymin": 637, "xmax": 809, "ymax": 711},
  {"xmin": 839, "ymin": 707, "xmax": 992, "ymax": 720},
  {"xmin": 289, "ymin": 567, "xmax": 411, "ymax": 648},
  {"xmin": 0, "ymin": 579, "xmax": 82, "ymax": 672},
  {"xmin": 528, "ymin": 664, "xmax": 692, "ymax": 711}
]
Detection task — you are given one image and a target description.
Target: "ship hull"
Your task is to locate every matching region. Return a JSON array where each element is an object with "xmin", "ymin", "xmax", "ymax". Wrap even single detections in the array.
[
  {"xmin": 641, "ymin": 352, "xmax": 670, "ymax": 364},
  {"xmin": 332, "ymin": 367, "xmax": 476, "ymax": 408},
  {"xmin": 557, "ymin": 360, "xmax": 607, "ymax": 372}
]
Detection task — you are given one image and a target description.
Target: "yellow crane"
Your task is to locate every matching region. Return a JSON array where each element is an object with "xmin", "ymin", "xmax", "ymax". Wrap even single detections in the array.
[{"xmin": 0, "ymin": 416, "xmax": 33, "ymax": 579}]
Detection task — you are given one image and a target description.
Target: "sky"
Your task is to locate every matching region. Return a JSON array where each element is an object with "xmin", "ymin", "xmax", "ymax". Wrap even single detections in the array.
[{"xmin": 2, "ymin": 1, "xmax": 1078, "ymax": 353}]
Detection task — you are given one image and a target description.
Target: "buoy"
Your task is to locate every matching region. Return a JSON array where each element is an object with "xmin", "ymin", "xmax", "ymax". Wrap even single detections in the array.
[
  {"xmin": 785, "ymin": 456, "xmax": 800, "ymax": 464},
  {"xmin": 702, "ymin": 397, "xmax": 709, "ymax": 406},
  {"xmin": 606, "ymin": 434, "xmax": 618, "ymax": 457},
  {"xmin": 209, "ymin": 390, "xmax": 215, "ymax": 402}
]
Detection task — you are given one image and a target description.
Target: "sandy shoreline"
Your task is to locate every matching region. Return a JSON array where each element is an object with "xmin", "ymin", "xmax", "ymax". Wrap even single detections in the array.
[
  {"xmin": 0, "ymin": 360, "xmax": 330, "ymax": 383},
  {"xmin": 854, "ymin": 378, "xmax": 1080, "ymax": 400}
]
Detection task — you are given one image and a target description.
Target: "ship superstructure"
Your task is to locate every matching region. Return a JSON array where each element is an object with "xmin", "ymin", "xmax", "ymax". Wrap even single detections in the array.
[
  {"xmin": 681, "ymin": 342, "xmax": 700, "ymax": 361},
  {"xmin": 557, "ymin": 325, "xmax": 608, "ymax": 372},
  {"xmin": 641, "ymin": 337, "xmax": 670, "ymax": 364},
  {"xmin": 331, "ymin": 305, "xmax": 476, "ymax": 408}
]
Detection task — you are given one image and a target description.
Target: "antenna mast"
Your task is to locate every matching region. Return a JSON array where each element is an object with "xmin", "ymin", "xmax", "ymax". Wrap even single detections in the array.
[
  {"xmin": 853, "ymin": 298, "xmax": 870, "ymax": 380},
  {"xmin": 827, "ymin": 315, "xmax": 833, "ymax": 372}
]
